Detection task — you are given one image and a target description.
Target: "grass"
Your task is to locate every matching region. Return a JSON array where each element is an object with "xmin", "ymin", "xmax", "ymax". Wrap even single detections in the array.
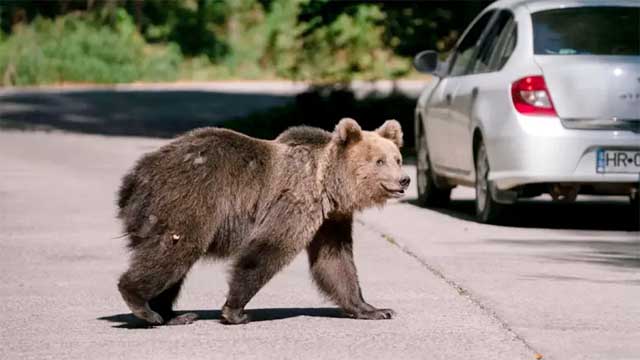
[{"xmin": 0, "ymin": 10, "xmax": 182, "ymax": 86}]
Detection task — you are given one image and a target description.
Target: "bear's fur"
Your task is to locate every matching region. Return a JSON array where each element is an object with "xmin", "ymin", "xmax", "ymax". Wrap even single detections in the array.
[{"xmin": 116, "ymin": 118, "xmax": 410, "ymax": 325}]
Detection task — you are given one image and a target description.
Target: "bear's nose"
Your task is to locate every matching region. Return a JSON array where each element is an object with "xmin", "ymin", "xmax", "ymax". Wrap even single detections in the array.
[{"xmin": 399, "ymin": 175, "xmax": 411, "ymax": 189}]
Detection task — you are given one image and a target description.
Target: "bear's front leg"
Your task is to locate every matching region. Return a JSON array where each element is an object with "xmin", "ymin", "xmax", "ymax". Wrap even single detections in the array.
[
  {"xmin": 222, "ymin": 240, "xmax": 301, "ymax": 325},
  {"xmin": 307, "ymin": 216, "xmax": 394, "ymax": 320}
]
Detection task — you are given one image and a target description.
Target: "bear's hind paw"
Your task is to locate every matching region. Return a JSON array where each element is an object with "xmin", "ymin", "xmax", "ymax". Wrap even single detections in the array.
[
  {"xmin": 165, "ymin": 312, "xmax": 199, "ymax": 326},
  {"xmin": 131, "ymin": 307, "xmax": 164, "ymax": 325}
]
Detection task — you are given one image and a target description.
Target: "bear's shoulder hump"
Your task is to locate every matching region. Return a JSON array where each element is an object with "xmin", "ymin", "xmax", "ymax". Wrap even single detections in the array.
[{"xmin": 276, "ymin": 126, "xmax": 332, "ymax": 147}]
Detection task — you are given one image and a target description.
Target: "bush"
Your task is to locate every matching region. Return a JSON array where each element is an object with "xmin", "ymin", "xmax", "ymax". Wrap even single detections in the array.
[
  {"xmin": 0, "ymin": 9, "xmax": 182, "ymax": 86},
  {"xmin": 291, "ymin": 5, "xmax": 410, "ymax": 82}
]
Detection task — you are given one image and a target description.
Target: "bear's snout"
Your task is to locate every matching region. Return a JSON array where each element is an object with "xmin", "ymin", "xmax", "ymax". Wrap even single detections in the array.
[{"xmin": 399, "ymin": 175, "xmax": 411, "ymax": 189}]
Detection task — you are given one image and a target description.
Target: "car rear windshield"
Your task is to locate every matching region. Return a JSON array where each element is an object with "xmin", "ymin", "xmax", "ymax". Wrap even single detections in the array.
[{"xmin": 532, "ymin": 7, "xmax": 640, "ymax": 55}]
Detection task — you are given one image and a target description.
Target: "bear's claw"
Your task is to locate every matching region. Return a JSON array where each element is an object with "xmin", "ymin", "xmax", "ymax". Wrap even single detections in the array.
[
  {"xmin": 221, "ymin": 306, "xmax": 250, "ymax": 325},
  {"xmin": 353, "ymin": 308, "xmax": 395, "ymax": 320},
  {"xmin": 132, "ymin": 308, "xmax": 164, "ymax": 325}
]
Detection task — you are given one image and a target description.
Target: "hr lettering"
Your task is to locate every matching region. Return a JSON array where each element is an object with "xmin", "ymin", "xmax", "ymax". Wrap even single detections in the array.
[{"xmin": 605, "ymin": 152, "xmax": 640, "ymax": 167}]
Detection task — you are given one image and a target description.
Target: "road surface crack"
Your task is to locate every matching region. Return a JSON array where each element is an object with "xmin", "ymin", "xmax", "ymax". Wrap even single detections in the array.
[{"xmin": 357, "ymin": 218, "xmax": 544, "ymax": 359}]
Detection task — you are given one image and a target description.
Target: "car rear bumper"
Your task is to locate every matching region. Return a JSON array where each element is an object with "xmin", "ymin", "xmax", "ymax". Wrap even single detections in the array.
[
  {"xmin": 486, "ymin": 114, "xmax": 640, "ymax": 191},
  {"xmin": 492, "ymin": 173, "xmax": 638, "ymax": 190}
]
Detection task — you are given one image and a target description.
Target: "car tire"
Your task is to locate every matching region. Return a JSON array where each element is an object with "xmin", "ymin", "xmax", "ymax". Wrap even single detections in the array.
[
  {"xmin": 416, "ymin": 126, "xmax": 451, "ymax": 207},
  {"xmin": 475, "ymin": 142, "xmax": 504, "ymax": 224},
  {"xmin": 631, "ymin": 191, "xmax": 640, "ymax": 220}
]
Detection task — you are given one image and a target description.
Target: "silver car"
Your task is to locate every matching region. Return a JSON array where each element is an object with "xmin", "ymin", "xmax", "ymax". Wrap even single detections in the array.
[{"xmin": 413, "ymin": 0, "xmax": 640, "ymax": 223}]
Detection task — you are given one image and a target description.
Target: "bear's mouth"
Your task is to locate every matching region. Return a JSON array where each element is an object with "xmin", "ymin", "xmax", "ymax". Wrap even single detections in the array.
[{"xmin": 381, "ymin": 184, "xmax": 405, "ymax": 198}]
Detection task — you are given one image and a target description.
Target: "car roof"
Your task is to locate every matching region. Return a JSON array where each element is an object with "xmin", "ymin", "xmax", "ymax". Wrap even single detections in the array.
[{"xmin": 487, "ymin": 0, "xmax": 638, "ymax": 13}]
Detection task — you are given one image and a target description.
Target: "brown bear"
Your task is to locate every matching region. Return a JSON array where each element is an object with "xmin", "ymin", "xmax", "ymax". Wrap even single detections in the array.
[{"xmin": 116, "ymin": 118, "xmax": 410, "ymax": 325}]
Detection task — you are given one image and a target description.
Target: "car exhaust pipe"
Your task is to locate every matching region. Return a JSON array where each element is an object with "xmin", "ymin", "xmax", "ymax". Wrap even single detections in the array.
[{"xmin": 549, "ymin": 184, "xmax": 579, "ymax": 202}]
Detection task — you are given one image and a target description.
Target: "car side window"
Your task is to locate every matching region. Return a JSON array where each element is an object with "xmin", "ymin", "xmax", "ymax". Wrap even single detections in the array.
[
  {"xmin": 488, "ymin": 17, "xmax": 517, "ymax": 71},
  {"xmin": 448, "ymin": 11, "xmax": 495, "ymax": 77},
  {"xmin": 472, "ymin": 11, "xmax": 514, "ymax": 74}
]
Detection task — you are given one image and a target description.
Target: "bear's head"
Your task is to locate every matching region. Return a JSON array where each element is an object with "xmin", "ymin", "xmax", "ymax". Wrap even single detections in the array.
[{"xmin": 329, "ymin": 118, "xmax": 410, "ymax": 211}]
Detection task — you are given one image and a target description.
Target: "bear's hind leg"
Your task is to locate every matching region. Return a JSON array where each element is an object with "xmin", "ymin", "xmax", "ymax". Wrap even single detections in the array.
[
  {"xmin": 118, "ymin": 240, "xmax": 201, "ymax": 325},
  {"xmin": 118, "ymin": 274, "xmax": 164, "ymax": 325},
  {"xmin": 148, "ymin": 278, "xmax": 198, "ymax": 326},
  {"xmin": 148, "ymin": 278, "xmax": 183, "ymax": 319}
]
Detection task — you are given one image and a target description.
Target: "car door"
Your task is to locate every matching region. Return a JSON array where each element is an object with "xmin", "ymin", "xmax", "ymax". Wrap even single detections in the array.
[
  {"xmin": 450, "ymin": 10, "xmax": 516, "ymax": 175},
  {"xmin": 426, "ymin": 10, "xmax": 496, "ymax": 175}
]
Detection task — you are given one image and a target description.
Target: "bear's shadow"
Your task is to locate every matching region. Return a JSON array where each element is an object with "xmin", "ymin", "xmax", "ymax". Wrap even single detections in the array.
[{"xmin": 98, "ymin": 307, "xmax": 346, "ymax": 329}]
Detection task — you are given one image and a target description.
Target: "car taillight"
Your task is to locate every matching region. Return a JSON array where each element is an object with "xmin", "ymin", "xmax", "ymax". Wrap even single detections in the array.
[{"xmin": 511, "ymin": 76, "xmax": 557, "ymax": 116}]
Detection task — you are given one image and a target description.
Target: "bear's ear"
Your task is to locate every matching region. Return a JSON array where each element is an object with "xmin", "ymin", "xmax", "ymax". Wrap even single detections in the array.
[
  {"xmin": 333, "ymin": 118, "xmax": 362, "ymax": 145},
  {"xmin": 376, "ymin": 119, "xmax": 403, "ymax": 148}
]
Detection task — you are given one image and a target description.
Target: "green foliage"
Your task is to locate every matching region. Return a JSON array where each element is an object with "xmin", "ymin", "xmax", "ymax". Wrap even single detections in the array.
[
  {"xmin": 292, "ymin": 3, "xmax": 410, "ymax": 82},
  {"xmin": 138, "ymin": 0, "xmax": 228, "ymax": 60},
  {"xmin": 212, "ymin": 0, "xmax": 302, "ymax": 79},
  {"xmin": 0, "ymin": 10, "xmax": 182, "ymax": 86},
  {"xmin": 0, "ymin": 0, "xmax": 491, "ymax": 85},
  {"xmin": 207, "ymin": 0, "xmax": 413, "ymax": 82},
  {"xmin": 380, "ymin": 1, "xmax": 492, "ymax": 56}
]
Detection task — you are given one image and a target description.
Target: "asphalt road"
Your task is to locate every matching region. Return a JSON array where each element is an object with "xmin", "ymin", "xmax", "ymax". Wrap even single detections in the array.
[
  {"xmin": 0, "ymin": 81, "xmax": 424, "ymax": 138},
  {"xmin": 0, "ymin": 130, "xmax": 638, "ymax": 360}
]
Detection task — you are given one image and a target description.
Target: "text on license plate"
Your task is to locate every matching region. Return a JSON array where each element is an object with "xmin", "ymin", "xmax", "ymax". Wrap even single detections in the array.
[{"xmin": 596, "ymin": 149, "xmax": 640, "ymax": 173}]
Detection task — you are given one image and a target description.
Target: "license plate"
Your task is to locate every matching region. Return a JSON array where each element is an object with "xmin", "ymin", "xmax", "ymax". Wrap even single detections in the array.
[{"xmin": 596, "ymin": 149, "xmax": 640, "ymax": 173}]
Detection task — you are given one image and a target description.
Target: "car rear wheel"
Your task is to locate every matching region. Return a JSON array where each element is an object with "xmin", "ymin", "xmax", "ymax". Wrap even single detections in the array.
[
  {"xmin": 631, "ymin": 191, "xmax": 640, "ymax": 218},
  {"xmin": 416, "ymin": 126, "xmax": 451, "ymax": 207},
  {"xmin": 475, "ymin": 143, "xmax": 504, "ymax": 224}
]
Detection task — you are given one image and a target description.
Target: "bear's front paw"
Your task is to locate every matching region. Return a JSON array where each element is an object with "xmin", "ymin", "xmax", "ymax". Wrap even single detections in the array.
[
  {"xmin": 221, "ymin": 306, "xmax": 250, "ymax": 325},
  {"xmin": 353, "ymin": 308, "xmax": 395, "ymax": 320}
]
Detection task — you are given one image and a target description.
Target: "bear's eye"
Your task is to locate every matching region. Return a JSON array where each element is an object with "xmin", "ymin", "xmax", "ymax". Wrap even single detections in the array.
[{"xmin": 376, "ymin": 159, "xmax": 385, "ymax": 166}]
